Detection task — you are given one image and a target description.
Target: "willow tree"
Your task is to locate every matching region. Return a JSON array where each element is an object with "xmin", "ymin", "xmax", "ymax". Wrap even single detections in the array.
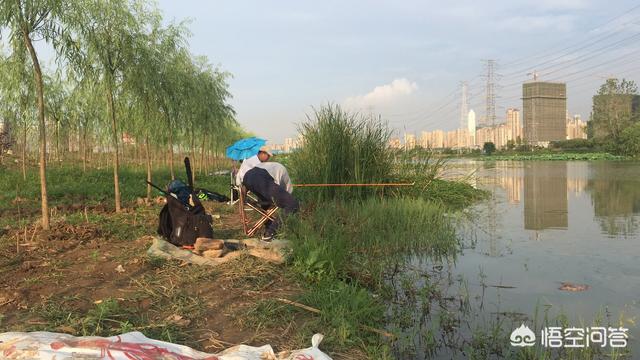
[
  {"xmin": 67, "ymin": 77, "xmax": 101, "ymax": 172},
  {"xmin": 44, "ymin": 70, "xmax": 70, "ymax": 164},
  {"xmin": 0, "ymin": 0, "xmax": 67, "ymax": 230},
  {"xmin": 157, "ymin": 41, "xmax": 191, "ymax": 179},
  {"xmin": 126, "ymin": 19, "xmax": 173, "ymax": 199},
  {"xmin": 190, "ymin": 59, "xmax": 235, "ymax": 177},
  {"xmin": 71, "ymin": 0, "xmax": 140, "ymax": 212},
  {"xmin": 0, "ymin": 43, "xmax": 36, "ymax": 179}
]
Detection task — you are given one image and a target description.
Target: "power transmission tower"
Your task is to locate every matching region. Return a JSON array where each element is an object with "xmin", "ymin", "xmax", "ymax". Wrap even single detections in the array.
[
  {"xmin": 460, "ymin": 81, "xmax": 469, "ymax": 130},
  {"xmin": 483, "ymin": 59, "xmax": 497, "ymax": 127}
]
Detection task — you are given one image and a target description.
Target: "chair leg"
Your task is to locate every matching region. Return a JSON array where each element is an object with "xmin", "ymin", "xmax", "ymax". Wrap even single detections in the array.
[
  {"xmin": 246, "ymin": 207, "xmax": 279, "ymax": 236},
  {"xmin": 239, "ymin": 187, "xmax": 280, "ymax": 237}
]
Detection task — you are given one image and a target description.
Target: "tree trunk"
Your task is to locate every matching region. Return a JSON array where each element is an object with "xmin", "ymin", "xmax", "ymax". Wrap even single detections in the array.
[
  {"xmin": 169, "ymin": 127, "xmax": 175, "ymax": 180},
  {"xmin": 199, "ymin": 134, "xmax": 206, "ymax": 176},
  {"xmin": 106, "ymin": 84, "xmax": 122, "ymax": 213},
  {"xmin": 190, "ymin": 124, "xmax": 196, "ymax": 182},
  {"xmin": 23, "ymin": 28, "xmax": 49, "ymax": 230},
  {"xmin": 145, "ymin": 135, "xmax": 152, "ymax": 201},
  {"xmin": 82, "ymin": 124, "xmax": 87, "ymax": 172},
  {"xmin": 22, "ymin": 125, "xmax": 27, "ymax": 180}
]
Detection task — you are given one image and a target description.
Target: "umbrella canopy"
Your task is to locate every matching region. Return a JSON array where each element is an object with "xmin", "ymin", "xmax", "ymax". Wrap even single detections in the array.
[{"xmin": 225, "ymin": 137, "xmax": 266, "ymax": 160}]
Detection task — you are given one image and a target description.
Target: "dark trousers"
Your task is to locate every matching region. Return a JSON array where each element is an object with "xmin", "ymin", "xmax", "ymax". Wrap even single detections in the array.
[{"xmin": 243, "ymin": 167, "xmax": 299, "ymax": 234}]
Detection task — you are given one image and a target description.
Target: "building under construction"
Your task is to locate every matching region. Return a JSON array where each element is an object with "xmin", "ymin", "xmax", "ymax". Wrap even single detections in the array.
[{"xmin": 522, "ymin": 82, "xmax": 567, "ymax": 146}]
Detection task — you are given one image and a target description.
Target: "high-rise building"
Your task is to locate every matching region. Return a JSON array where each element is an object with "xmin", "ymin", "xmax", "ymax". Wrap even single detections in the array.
[
  {"xmin": 506, "ymin": 108, "xmax": 522, "ymax": 143},
  {"xmin": 467, "ymin": 109, "xmax": 476, "ymax": 147},
  {"xmin": 404, "ymin": 133, "xmax": 416, "ymax": 149},
  {"xmin": 523, "ymin": 82, "xmax": 567, "ymax": 146},
  {"xmin": 388, "ymin": 137, "xmax": 402, "ymax": 149},
  {"xmin": 566, "ymin": 114, "xmax": 587, "ymax": 140}
]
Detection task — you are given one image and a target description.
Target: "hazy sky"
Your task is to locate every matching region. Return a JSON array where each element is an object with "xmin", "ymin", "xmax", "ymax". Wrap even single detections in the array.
[{"xmin": 155, "ymin": 0, "xmax": 640, "ymax": 143}]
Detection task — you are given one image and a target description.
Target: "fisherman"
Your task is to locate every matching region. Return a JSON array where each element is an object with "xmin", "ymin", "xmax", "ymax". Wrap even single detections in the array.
[
  {"xmin": 236, "ymin": 147, "xmax": 299, "ymax": 241},
  {"xmin": 235, "ymin": 147, "xmax": 271, "ymax": 187}
]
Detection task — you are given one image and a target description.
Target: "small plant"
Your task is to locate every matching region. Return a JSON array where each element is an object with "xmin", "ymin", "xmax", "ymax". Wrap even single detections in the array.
[{"xmin": 147, "ymin": 255, "xmax": 167, "ymax": 268}]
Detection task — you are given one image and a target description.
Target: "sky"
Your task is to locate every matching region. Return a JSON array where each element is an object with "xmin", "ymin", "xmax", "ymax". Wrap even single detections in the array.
[{"xmin": 154, "ymin": 0, "xmax": 640, "ymax": 143}]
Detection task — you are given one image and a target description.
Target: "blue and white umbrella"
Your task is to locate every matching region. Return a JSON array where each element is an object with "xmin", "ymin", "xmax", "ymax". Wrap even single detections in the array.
[{"xmin": 225, "ymin": 137, "xmax": 266, "ymax": 160}]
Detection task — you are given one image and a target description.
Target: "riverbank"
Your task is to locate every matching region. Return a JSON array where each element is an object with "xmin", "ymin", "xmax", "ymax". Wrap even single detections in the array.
[
  {"xmin": 471, "ymin": 152, "xmax": 627, "ymax": 161},
  {"xmin": 0, "ymin": 162, "xmax": 483, "ymax": 358}
]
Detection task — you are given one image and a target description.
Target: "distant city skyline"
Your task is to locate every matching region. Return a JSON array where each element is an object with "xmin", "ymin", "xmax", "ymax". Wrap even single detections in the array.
[{"xmin": 154, "ymin": 0, "xmax": 640, "ymax": 143}]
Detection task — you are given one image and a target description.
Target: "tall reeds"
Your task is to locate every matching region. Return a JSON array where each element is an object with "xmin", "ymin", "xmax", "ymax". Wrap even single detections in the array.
[{"xmin": 290, "ymin": 104, "xmax": 394, "ymax": 201}]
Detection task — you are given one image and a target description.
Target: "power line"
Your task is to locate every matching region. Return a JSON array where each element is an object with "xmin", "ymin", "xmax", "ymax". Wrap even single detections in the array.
[{"xmin": 499, "ymin": 3, "xmax": 640, "ymax": 70}]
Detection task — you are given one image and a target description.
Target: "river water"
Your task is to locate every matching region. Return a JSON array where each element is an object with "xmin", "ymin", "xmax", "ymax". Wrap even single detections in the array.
[{"xmin": 393, "ymin": 160, "xmax": 640, "ymax": 359}]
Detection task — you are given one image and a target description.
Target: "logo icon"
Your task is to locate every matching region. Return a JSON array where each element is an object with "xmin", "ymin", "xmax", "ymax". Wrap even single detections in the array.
[{"xmin": 510, "ymin": 324, "xmax": 536, "ymax": 347}]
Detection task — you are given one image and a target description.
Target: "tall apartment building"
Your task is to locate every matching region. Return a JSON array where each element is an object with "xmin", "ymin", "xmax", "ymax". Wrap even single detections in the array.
[
  {"xmin": 566, "ymin": 114, "xmax": 587, "ymax": 140},
  {"xmin": 404, "ymin": 133, "xmax": 416, "ymax": 150},
  {"xmin": 468, "ymin": 110, "xmax": 476, "ymax": 147},
  {"xmin": 388, "ymin": 137, "xmax": 402, "ymax": 149},
  {"xmin": 523, "ymin": 82, "xmax": 567, "ymax": 146},
  {"xmin": 506, "ymin": 108, "xmax": 523, "ymax": 142}
]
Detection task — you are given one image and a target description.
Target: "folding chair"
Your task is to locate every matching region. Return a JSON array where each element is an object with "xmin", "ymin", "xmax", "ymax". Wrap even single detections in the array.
[{"xmin": 238, "ymin": 186, "xmax": 279, "ymax": 237}]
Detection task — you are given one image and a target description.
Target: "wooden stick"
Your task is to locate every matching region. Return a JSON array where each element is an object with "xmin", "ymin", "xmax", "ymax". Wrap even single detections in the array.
[
  {"xmin": 274, "ymin": 298, "xmax": 396, "ymax": 339},
  {"xmin": 275, "ymin": 297, "xmax": 320, "ymax": 314},
  {"xmin": 293, "ymin": 182, "xmax": 414, "ymax": 188}
]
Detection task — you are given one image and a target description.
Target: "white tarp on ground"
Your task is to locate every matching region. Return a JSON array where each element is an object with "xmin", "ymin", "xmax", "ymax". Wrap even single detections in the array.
[
  {"xmin": 147, "ymin": 237, "xmax": 290, "ymax": 266},
  {"xmin": 0, "ymin": 331, "xmax": 331, "ymax": 360}
]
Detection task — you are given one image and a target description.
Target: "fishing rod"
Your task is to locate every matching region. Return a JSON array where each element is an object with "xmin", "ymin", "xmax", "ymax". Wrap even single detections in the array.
[
  {"xmin": 293, "ymin": 182, "xmax": 415, "ymax": 187},
  {"xmin": 146, "ymin": 180, "xmax": 194, "ymax": 210}
]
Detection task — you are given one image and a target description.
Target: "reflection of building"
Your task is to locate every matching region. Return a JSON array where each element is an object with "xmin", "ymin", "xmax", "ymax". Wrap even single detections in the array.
[
  {"xmin": 497, "ymin": 166, "xmax": 523, "ymax": 204},
  {"xmin": 524, "ymin": 162, "xmax": 568, "ymax": 230},
  {"xmin": 523, "ymin": 82, "xmax": 567, "ymax": 146}
]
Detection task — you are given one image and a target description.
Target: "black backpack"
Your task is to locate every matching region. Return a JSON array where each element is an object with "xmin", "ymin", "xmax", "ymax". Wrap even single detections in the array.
[{"xmin": 156, "ymin": 158, "xmax": 214, "ymax": 246}]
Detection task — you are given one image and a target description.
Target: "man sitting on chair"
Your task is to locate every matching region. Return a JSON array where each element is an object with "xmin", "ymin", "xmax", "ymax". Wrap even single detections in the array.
[{"xmin": 236, "ymin": 147, "xmax": 299, "ymax": 241}]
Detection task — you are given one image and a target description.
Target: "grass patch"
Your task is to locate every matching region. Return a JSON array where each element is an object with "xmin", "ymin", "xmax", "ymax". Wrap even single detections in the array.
[
  {"xmin": 281, "ymin": 198, "xmax": 459, "ymax": 356},
  {"xmin": 0, "ymin": 165, "xmax": 230, "ymax": 212}
]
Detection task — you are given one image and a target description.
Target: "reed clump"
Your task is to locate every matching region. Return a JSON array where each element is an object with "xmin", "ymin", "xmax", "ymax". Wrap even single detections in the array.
[{"xmin": 290, "ymin": 104, "xmax": 394, "ymax": 201}]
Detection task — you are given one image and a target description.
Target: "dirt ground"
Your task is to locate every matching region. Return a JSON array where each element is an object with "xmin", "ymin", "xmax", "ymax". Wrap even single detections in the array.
[{"xmin": 0, "ymin": 199, "xmax": 315, "ymax": 355}]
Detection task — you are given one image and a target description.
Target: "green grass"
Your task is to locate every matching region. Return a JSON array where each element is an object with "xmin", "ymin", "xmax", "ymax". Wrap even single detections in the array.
[
  {"xmin": 277, "ymin": 198, "xmax": 459, "ymax": 356},
  {"xmin": 0, "ymin": 164, "xmax": 230, "ymax": 211},
  {"xmin": 290, "ymin": 104, "xmax": 395, "ymax": 202}
]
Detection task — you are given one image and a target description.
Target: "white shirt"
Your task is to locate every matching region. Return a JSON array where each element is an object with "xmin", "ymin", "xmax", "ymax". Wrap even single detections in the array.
[
  {"xmin": 255, "ymin": 162, "xmax": 293, "ymax": 194},
  {"xmin": 235, "ymin": 155, "xmax": 261, "ymax": 186}
]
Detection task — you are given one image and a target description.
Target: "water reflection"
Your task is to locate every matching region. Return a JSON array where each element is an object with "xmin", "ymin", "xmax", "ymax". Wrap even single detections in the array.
[
  {"xmin": 395, "ymin": 160, "xmax": 640, "ymax": 359},
  {"xmin": 523, "ymin": 162, "xmax": 568, "ymax": 230},
  {"xmin": 478, "ymin": 161, "xmax": 640, "ymax": 237},
  {"xmin": 587, "ymin": 162, "xmax": 640, "ymax": 237}
]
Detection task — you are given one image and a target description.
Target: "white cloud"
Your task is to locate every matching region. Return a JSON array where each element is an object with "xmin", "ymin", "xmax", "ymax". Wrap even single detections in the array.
[{"xmin": 344, "ymin": 78, "xmax": 418, "ymax": 110}]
